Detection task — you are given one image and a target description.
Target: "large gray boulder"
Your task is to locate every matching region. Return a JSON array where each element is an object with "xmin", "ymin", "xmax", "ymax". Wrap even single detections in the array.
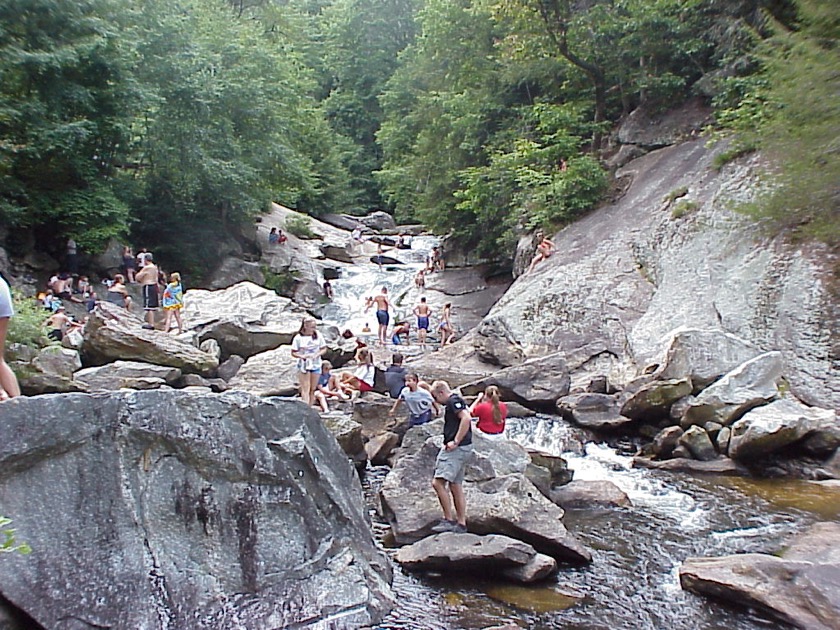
[
  {"xmin": 379, "ymin": 426, "xmax": 591, "ymax": 564},
  {"xmin": 619, "ymin": 377, "xmax": 693, "ymax": 420},
  {"xmin": 471, "ymin": 140, "xmax": 838, "ymax": 409},
  {"xmin": 395, "ymin": 532, "xmax": 557, "ymax": 583},
  {"xmin": 681, "ymin": 351, "xmax": 783, "ymax": 428},
  {"xmin": 0, "ymin": 390, "xmax": 394, "ymax": 628},
  {"xmin": 227, "ymin": 346, "xmax": 299, "ymax": 397},
  {"xmin": 728, "ymin": 397, "xmax": 839, "ymax": 461},
  {"xmin": 556, "ymin": 393, "xmax": 634, "ymax": 431},
  {"xmin": 183, "ymin": 282, "xmax": 309, "ymax": 359},
  {"xmin": 461, "ymin": 352, "xmax": 570, "ymax": 409},
  {"xmin": 680, "ymin": 522, "xmax": 840, "ymax": 630},
  {"xmin": 651, "ymin": 329, "xmax": 762, "ymax": 391},
  {"xmin": 205, "ymin": 257, "xmax": 265, "ymax": 290},
  {"xmin": 82, "ymin": 302, "xmax": 219, "ymax": 376},
  {"xmin": 74, "ymin": 360, "xmax": 182, "ymax": 390},
  {"xmin": 357, "ymin": 211, "xmax": 396, "ymax": 232}
]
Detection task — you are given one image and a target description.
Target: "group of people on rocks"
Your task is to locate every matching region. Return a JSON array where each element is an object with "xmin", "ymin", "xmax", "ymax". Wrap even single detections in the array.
[{"xmin": 359, "ymin": 286, "xmax": 455, "ymax": 350}]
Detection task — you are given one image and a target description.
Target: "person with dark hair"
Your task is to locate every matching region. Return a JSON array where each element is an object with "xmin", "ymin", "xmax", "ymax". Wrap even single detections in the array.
[
  {"xmin": 291, "ymin": 317, "xmax": 327, "ymax": 408},
  {"xmin": 389, "ymin": 373, "xmax": 437, "ymax": 426},
  {"xmin": 105, "ymin": 274, "xmax": 132, "ymax": 310},
  {"xmin": 438, "ymin": 303, "xmax": 454, "ymax": 346},
  {"xmin": 366, "ymin": 286, "xmax": 390, "ymax": 346},
  {"xmin": 135, "ymin": 252, "xmax": 160, "ymax": 330},
  {"xmin": 391, "ymin": 321, "xmax": 410, "ymax": 345},
  {"xmin": 0, "ymin": 274, "xmax": 21, "ymax": 400},
  {"xmin": 413, "ymin": 297, "xmax": 432, "ymax": 350},
  {"xmin": 470, "ymin": 385, "xmax": 508, "ymax": 438},
  {"xmin": 121, "ymin": 246, "xmax": 136, "ymax": 283},
  {"xmin": 384, "ymin": 353, "xmax": 407, "ymax": 398}
]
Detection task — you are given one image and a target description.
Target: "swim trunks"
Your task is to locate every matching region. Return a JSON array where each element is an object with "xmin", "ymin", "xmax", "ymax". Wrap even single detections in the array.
[
  {"xmin": 142, "ymin": 284, "xmax": 160, "ymax": 310},
  {"xmin": 376, "ymin": 309, "xmax": 389, "ymax": 326},
  {"xmin": 417, "ymin": 316, "xmax": 429, "ymax": 330}
]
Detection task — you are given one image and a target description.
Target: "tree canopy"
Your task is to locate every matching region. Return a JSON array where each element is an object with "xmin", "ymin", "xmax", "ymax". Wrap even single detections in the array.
[{"xmin": 0, "ymin": 0, "xmax": 835, "ymax": 273}]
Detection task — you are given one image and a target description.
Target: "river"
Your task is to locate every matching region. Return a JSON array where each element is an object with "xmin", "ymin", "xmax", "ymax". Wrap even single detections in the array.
[{"xmin": 325, "ymin": 236, "xmax": 839, "ymax": 629}]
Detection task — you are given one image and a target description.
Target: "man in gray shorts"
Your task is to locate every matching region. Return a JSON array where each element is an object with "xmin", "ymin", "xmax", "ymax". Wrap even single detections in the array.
[{"xmin": 429, "ymin": 380, "xmax": 473, "ymax": 533}]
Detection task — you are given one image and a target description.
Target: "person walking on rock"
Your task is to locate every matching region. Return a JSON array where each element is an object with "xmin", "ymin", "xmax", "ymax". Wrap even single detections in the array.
[
  {"xmin": 0, "ymin": 274, "xmax": 21, "ymax": 400},
  {"xmin": 389, "ymin": 373, "xmax": 437, "ymax": 426},
  {"xmin": 413, "ymin": 297, "xmax": 432, "ymax": 350},
  {"xmin": 429, "ymin": 380, "xmax": 473, "ymax": 533},
  {"xmin": 134, "ymin": 252, "xmax": 160, "ymax": 330},
  {"xmin": 366, "ymin": 286, "xmax": 390, "ymax": 346},
  {"xmin": 291, "ymin": 317, "xmax": 327, "ymax": 408}
]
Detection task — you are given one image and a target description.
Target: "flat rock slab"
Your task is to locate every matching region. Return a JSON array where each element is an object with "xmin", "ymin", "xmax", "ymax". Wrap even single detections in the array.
[
  {"xmin": 395, "ymin": 532, "xmax": 556, "ymax": 583},
  {"xmin": 632, "ymin": 456, "xmax": 749, "ymax": 476},
  {"xmin": 680, "ymin": 522, "xmax": 840, "ymax": 630}
]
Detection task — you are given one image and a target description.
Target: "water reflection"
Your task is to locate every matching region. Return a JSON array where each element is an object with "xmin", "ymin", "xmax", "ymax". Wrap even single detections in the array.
[{"xmin": 369, "ymin": 415, "xmax": 835, "ymax": 630}]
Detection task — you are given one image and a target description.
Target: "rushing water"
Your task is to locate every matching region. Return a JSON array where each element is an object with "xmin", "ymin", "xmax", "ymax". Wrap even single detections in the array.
[
  {"xmin": 364, "ymin": 415, "xmax": 840, "ymax": 630},
  {"xmin": 338, "ymin": 236, "xmax": 839, "ymax": 629}
]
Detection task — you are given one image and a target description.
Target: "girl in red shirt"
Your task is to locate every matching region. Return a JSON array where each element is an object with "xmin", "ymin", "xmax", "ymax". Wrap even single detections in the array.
[{"xmin": 470, "ymin": 385, "xmax": 507, "ymax": 436}]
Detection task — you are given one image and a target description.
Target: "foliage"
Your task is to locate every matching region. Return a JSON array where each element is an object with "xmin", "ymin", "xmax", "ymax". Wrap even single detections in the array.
[
  {"xmin": 285, "ymin": 214, "xmax": 316, "ymax": 239},
  {"xmin": 7, "ymin": 297, "xmax": 50, "ymax": 349},
  {"xmin": 0, "ymin": 516, "xmax": 31, "ymax": 555},
  {"xmin": 714, "ymin": 0, "xmax": 840, "ymax": 247},
  {"xmin": 671, "ymin": 199, "xmax": 698, "ymax": 219},
  {"xmin": 260, "ymin": 266, "xmax": 298, "ymax": 297}
]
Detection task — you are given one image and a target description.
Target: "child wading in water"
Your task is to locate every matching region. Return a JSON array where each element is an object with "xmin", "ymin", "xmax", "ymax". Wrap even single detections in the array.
[{"xmin": 162, "ymin": 272, "xmax": 185, "ymax": 334}]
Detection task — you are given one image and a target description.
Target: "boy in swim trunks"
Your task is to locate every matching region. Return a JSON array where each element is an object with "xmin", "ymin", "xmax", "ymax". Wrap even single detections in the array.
[
  {"xmin": 366, "ymin": 286, "xmax": 390, "ymax": 346},
  {"xmin": 413, "ymin": 297, "xmax": 433, "ymax": 350}
]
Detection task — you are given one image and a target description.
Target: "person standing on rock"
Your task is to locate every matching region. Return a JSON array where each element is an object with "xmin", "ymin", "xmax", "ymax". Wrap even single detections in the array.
[
  {"xmin": 161, "ymin": 272, "xmax": 185, "ymax": 334},
  {"xmin": 366, "ymin": 286, "xmax": 390, "ymax": 346},
  {"xmin": 135, "ymin": 253, "xmax": 161, "ymax": 330},
  {"xmin": 291, "ymin": 317, "xmax": 327, "ymax": 408},
  {"xmin": 413, "ymin": 297, "xmax": 432, "ymax": 350},
  {"xmin": 0, "ymin": 273, "xmax": 21, "ymax": 400},
  {"xmin": 429, "ymin": 380, "xmax": 473, "ymax": 533}
]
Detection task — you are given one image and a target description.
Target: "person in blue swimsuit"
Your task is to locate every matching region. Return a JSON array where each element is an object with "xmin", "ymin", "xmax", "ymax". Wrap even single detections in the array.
[
  {"xmin": 366, "ymin": 286, "xmax": 390, "ymax": 346},
  {"xmin": 413, "ymin": 296, "xmax": 433, "ymax": 350}
]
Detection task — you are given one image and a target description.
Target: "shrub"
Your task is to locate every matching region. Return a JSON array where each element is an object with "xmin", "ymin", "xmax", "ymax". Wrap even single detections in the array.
[
  {"xmin": 664, "ymin": 186, "xmax": 688, "ymax": 203},
  {"xmin": 7, "ymin": 297, "xmax": 49, "ymax": 349},
  {"xmin": 285, "ymin": 215, "xmax": 316, "ymax": 239},
  {"xmin": 1, "ymin": 516, "xmax": 31, "ymax": 555},
  {"xmin": 671, "ymin": 199, "xmax": 699, "ymax": 219},
  {"xmin": 261, "ymin": 266, "xmax": 298, "ymax": 297}
]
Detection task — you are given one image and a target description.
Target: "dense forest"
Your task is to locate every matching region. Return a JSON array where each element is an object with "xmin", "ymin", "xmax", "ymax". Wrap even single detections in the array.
[{"xmin": 0, "ymin": 0, "xmax": 837, "ymax": 275}]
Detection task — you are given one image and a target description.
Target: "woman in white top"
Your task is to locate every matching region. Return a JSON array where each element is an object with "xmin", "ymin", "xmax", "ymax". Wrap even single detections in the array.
[{"xmin": 291, "ymin": 317, "xmax": 327, "ymax": 408}]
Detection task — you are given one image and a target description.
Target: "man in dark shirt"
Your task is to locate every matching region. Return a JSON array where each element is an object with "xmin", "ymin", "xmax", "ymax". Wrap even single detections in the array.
[
  {"xmin": 429, "ymin": 380, "xmax": 473, "ymax": 533},
  {"xmin": 384, "ymin": 353, "xmax": 407, "ymax": 398}
]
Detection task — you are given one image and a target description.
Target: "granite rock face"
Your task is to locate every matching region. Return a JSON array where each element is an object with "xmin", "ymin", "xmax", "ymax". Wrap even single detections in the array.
[
  {"xmin": 0, "ymin": 390, "xmax": 393, "ymax": 629},
  {"xmin": 471, "ymin": 140, "xmax": 838, "ymax": 409}
]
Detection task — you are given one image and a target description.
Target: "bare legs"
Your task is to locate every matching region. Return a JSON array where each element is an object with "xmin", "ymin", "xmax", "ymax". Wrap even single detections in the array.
[
  {"xmin": 298, "ymin": 371, "xmax": 319, "ymax": 406},
  {"xmin": 0, "ymin": 317, "xmax": 21, "ymax": 399},
  {"xmin": 431, "ymin": 478, "xmax": 466, "ymax": 526}
]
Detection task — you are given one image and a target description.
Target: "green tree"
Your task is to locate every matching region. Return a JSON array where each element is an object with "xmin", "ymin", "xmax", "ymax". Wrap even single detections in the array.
[{"xmin": 0, "ymin": 0, "xmax": 137, "ymax": 253}]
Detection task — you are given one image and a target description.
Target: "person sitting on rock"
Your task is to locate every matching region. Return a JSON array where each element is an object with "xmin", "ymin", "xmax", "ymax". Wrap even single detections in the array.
[
  {"xmin": 339, "ymin": 347, "xmax": 375, "ymax": 400},
  {"xmin": 527, "ymin": 231, "xmax": 556, "ymax": 273},
  {"xmin": 316, "ymin": 360, "xmax": 350, "ymax": 405},
  {"xmin": 105, "ymin": 274, "xmax": 132, "ymax": 310},
  {"xmin": 384, "ymin": 353, "xmax": 407, "ymax": 398},
  {"xmin": 268, "ymin": 227, "xmax": 279, "ymax": 245},
  {"xmin": 44, "ymin": 307, "xmax": 72, "ymax": 342},
  {"xmin": 469, "ymin": 385, "xmax": 508, "ymax": 439}
]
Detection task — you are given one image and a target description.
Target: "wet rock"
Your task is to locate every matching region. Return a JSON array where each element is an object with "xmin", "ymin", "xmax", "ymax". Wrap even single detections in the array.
[
  {"xmin": 679, "ymin": 426, "xmax": 717, "ymax": 461},
  {"xmin": 652, "ymin": 329, "xmax": 762, "ymax": 391},
  {"xmin": 395, "ymin": 533, "xmax": 557, "ymax": 584},
  {"xmin": 549, "ymin": 480, "xmax": 631, "ymax": 509},
  {"xmin": 680, "ymin": 522, "xmax": 840, "ymax": 630},
  {"xmin": 227, "ymin": 346, "xmax": 298, "ymax": 396},
  {"xmin": 183, "ymin": 281, "xmax": 310, "ymax": 360},
  {"xmin": 527, "ymin": 451, "xmax": 573, "ymax": 492},
  {"xmin": 74, "ymin": 361, "xmax": 182, "ymax": 391},
  {"xmin": 619, "ymin": 377, "xmax": 693, "ymax": 420},
  {"xmin": 506, "ymin": 402, "xmax": 536, "ymax": 417},
  {"xmin": 216, "ymin": 354, "xmax": 245, "ymax": 381},
  {"xmin": 462, "ymin": 352, "xmax": 570, "ymax": 409},
  {"xmin": 352, "ymin": 392, "xmax": 399, "ymax": 438},
  {"xmin": 82, "ymin": 302, "xmax": 218, "ymax": 376},
  {"xmin": 681, "ymin": 351, "xmax": 783, "ymax": 428},
  {"xmin": 716, "ymin": 426, "xmax": 732, "ymax": 455},
  {"xmin": 0, "ymin": 390, "xmax": 394, "ymax": 628},
  {"xmin": 652, "ymin": 425, "xmax": 684, "ymax": 458},
  {"xmin": 633, "ymin": 456, "xmax": 748, "ymax": 475},
  {"xmin": 728, "ymin": 398, "xmax": 839, "ymax": 461},
  {"xmin": 379, "ymin": 429, "xmax": 591, "ymax": 563},
  {"xmin": 671, "ymin": 444, "xmax": 691, "ymax": 459},
  {"xmin": 556, "ymin": 393, "xmax": 634, "ymax": 431},
  {"xmin": 199, "ymin": 338, "xmax": 221, "ymax": 360}
]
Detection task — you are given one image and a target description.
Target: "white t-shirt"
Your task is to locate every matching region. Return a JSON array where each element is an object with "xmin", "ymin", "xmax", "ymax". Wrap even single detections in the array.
[
  {"xmin": 353, "ymin": 364, "xmax": 375, "ymax": 387},
  {"xmin": 292, "ymin": 333, "xmax": 326, "ymax": 371}
]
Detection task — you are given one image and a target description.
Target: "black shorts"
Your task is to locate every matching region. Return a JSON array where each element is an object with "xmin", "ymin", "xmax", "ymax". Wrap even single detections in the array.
[{"xmin": 142, "ymin": 284, "xmax": 159, "ymax": 310}]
